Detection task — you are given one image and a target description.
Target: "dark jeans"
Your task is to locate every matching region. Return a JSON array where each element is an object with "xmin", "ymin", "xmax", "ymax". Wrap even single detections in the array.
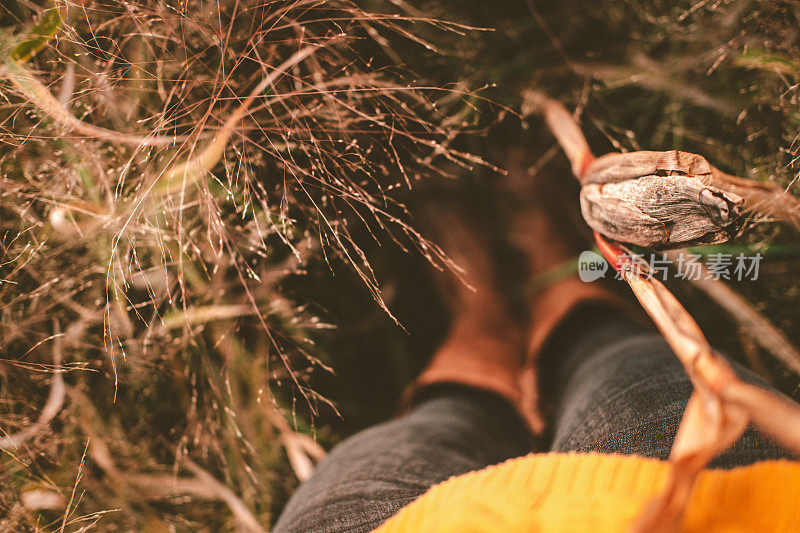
[{"xmin": 274, "ymin": 310, "xmax": 794, "ymax": 532}]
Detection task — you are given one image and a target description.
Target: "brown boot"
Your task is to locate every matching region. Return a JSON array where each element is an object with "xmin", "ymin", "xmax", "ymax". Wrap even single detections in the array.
[
  {"xmin": 401, "ymin": 207, "xmax": 534, "ymax": 429},
  {"xmin": 506, "ymin": 149, "xmax": 638, "ymax": 434}
]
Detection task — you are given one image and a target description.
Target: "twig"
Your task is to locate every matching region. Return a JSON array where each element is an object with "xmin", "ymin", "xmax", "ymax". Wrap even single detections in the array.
[
  {"xmin": 159, "ymin": 304, "xmax": 257, "ymax": 331},
  {"xmin": 1, "ymin": 60, "xmax": 192, "ymax": 147},
  {"xmin": 597, "ymin": 234, "xmax": 800, "ymax": 532},
  {"xmin": 185, "ymin": 462, "xmax": 266, "ymax": 533},
  {"xmin": 527, "ymin": 89, "xmax": 800, "ymax": 531},
  {"xmin": 265, "ymin": 406, "xmax": 326, "ymax": 482},
  {"xmin": 665, "ymin": 250, "xmax": 800, "ymax": 375},
  {"xmin": 522, "ymin": 90, "xmax": 590, "ymax": 178},
  {"xmin": 61, "ymin": 440, "xmax": 90, "ymax": 533},
  {"xmin": 573, "ymin": 57, "xmax": 738, "ymax": 118},
  {"xmin": 0, "ymin": 322, "xmax": 66, "ymax": 450}
]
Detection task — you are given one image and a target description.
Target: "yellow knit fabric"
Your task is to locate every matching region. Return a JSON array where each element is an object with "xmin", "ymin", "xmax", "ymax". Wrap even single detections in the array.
[{"xmin": 376, "ymin": 452, "xmax": 800, "ymax": 532}]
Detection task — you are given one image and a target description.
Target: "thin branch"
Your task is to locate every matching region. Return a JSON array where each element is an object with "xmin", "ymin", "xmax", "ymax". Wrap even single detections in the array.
[
  {"xmin": 666, "ymin": 250, "xmax": 800, "ymax": 374},
  {"xmin": 265, "ymin": 406, "xmax": 326, "ymax": 482},
  {"xmin": 1, "ymin": 60, "xmax": 192, "ymax": 147},
  {"xmin": 596, "ymin": 234, "xmax": 800, "ymax": 532},
  {"xmin": 528, "ymin": 88, "xmax": 800, "ymax": 532},
  {"xmin": 0, "ymin": 324, "xmax": 66, "ymax": 451}
]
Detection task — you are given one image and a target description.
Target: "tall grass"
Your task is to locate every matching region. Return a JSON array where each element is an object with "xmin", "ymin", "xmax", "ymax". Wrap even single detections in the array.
[{"xmin": 0, "ymin": 0, "xmax": 480, "ymax": 529}]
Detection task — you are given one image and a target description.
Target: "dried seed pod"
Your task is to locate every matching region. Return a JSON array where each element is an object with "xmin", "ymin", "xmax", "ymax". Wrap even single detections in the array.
[
  {"xmin": 580, "ymin": 173, "xmax": 744, "ymax": 249},
  {"xmin": 578, "ymin": 150, "xmax": 744, "ymax": 248},
  {"xmin": 582, "ymin": 150, "xmax": 713, "ymax": 185}
]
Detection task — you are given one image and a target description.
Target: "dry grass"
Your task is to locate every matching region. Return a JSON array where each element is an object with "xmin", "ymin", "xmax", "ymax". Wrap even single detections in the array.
[
  {"xmin": 0, "ymin": 0, "xmax": 482, "ymax": 529},
  {"xmin": 2, "ymin": 0, "xmax": 800, "ymax": 531}
]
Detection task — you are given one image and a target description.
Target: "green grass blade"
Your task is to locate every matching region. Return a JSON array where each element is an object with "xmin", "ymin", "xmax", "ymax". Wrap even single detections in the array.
[{"xmin": 9, "ymin": 7, "xmax": 62, "ymax": 62}]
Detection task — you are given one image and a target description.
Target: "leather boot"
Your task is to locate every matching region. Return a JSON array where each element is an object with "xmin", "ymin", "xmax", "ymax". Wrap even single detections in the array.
[
  {"xmin": 400, "ymin": 207, "xmax": 532, "ymax": 427},
  {"xmin": 507, "ymin": 149, "xmax": 637, "ymax": 434}
]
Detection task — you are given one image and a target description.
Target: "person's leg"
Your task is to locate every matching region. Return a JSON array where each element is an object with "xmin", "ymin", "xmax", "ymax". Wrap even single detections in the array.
[
  {"xmin": 276, "ymin": 206, "xmax": 534, "ymax": 532},
  {"xmin": 541, "ymin": 305, "xmax": 796, "ymax": 467},
  {"xmin": 273, "ymin": 386, "xmax": 530, "ymax": 533}
]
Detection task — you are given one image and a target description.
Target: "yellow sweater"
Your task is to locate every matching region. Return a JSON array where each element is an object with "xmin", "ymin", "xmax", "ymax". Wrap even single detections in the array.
[{"xmin": 377, "ymin": 452, "xmax": 800, "ymax": 532}]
